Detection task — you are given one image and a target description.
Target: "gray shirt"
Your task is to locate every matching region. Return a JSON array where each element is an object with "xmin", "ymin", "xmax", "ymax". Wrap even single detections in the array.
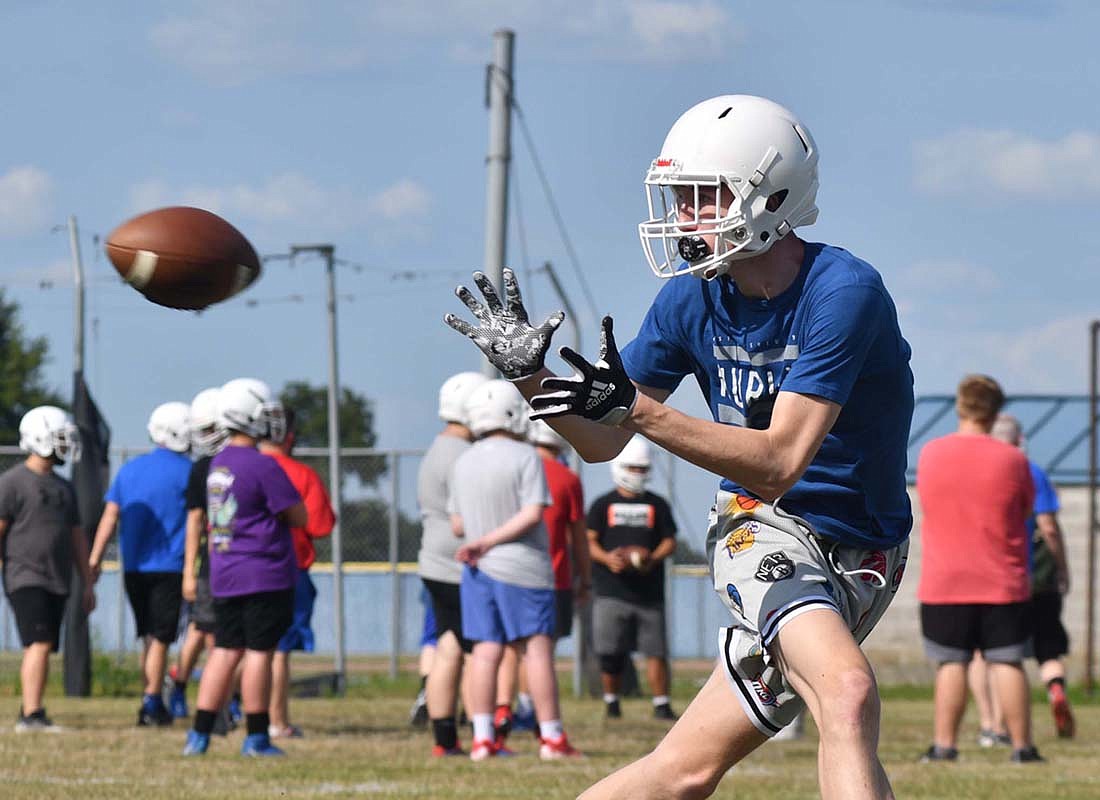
[
  {"xmin": 448, "ymin": 436, "xmax": 553, "ymax": 590},
  {"xmin": 0, "ymin": 463, "xmax": 79, "ymax": 596},
  {"xmin": 417, "ymin": 433, "xmax": 471, "ymax": 584}
]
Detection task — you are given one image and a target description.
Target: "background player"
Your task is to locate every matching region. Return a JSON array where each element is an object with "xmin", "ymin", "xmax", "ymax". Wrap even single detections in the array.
[
  {"xmin": 0, "ymin": 407, "xmax": 94, "ymax": 732},
  {"xmin": 89, "ymin": 401, "xmax": 192, "ymax": 727},
  {"xmin": 447, "ymin": 94, "xmax": 914, "ymax": 798}
]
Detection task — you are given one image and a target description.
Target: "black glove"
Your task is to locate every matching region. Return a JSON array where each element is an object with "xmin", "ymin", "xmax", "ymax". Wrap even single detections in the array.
[
  {"xmin": 530, "ymin": 316, "xmax": 638, "ymax": 426},
  {"xmin": 444, "ymin": 268, "xmax": 564, "ymax": 381}
]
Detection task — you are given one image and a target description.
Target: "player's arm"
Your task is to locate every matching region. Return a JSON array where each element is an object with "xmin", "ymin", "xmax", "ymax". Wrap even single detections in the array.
[
  {"xmin": 1036, "ymin": 512, "xmax": 1071, "ymax": 593},
  {"xmin": 456, "ymin": 504, "xmax": 545, "ymax": 568},
  {"xmin": 182, "ymin": 508, "xmax": 205, "ymax": 602},
  {"xmin": 87, "ymin": 501, "xmax": 121, "ymax": 578},
  {"xmin": 647, "ymin": 535, "xmax": 676, "ymax": 565},
  {"xmin": 71, "ymin": 526, "xmax": 96, "ymax": 613},
  {"xmin": 588, "ymin": 528, "xmax": 628, "ymax": 574},
  {"xmin": 303, "ymin": 471, "xmax": 335, "ymax": 538},
  {"xmin": 0, "ymin": 519, "xmax": 8, "ymax": 539},
  {"xmin": 280, "ymin": 501, "xmax": 308, "ymax": 530},
  {"xmin": 567, "ymin": 518, "xmax": 592, "ymax": 600}
]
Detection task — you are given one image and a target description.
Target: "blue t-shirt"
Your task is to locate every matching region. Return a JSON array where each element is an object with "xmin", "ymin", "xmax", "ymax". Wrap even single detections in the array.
[
  {"xmin": 622, "ymin": 242, "xmax": 914, "ymax": 549},
  {"xmin": 1026, "ymin": 460, "xmax": 1059, "ymax": 583},
  {"xmin": 105, "ymin": 447, "xmax": 192, "ymax": 572}
]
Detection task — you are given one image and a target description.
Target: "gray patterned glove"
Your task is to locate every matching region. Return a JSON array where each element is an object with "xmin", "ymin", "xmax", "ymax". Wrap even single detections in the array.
[
  {"xmin": 530, "ymin": 316, "xmax": 638, "ymax": 426},
  {"xmin": 444, "ymin": 268, "xmax": 564, "ymax": 381}
]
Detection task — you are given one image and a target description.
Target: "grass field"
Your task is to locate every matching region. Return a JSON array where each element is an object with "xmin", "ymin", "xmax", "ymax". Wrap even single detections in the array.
[{"xmin": 0, "ymin": 659, "xmax": 1096, "ymax": 799}]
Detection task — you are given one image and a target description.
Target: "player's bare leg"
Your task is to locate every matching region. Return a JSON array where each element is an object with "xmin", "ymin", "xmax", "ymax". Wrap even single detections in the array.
[
  {"xmin": 579, "ymin": 665, "xmax": 767, "ymax": 799},
  {"xmin": 772, "ymin": 609, "xmax": 893, "ymax": 800},
  {"xmin": 967, "ymin": 652, "xmax": 999, "ymax": 735},
  {"xmin": 646, "ymin": 656, "xmax": 670, "ymax": 698},
  {"xmin": 468, "ymin": 640, "xmax": 505, "ymax": 748},
  {"xmin": 144, "ymin": 636, "xmax": 169, "ymax": 697},
  {"xmin": 269, "ymin": 651, "xmax": 291, "ymax": 731},
  {"xmin": 196, "ymin": 647, "xmax": 244, "ymax": 712},
  {"xmin": 176, "ymin": 624, "xmax": 208, "ymax": 684},
  {"xmin": 20, "ymin": 642, "xmax": 51, "ymax": 715},
  {"xmin": 240, "ymin": 649, "xmax": 274, "ymax": 715},
  {"xmin": 989, "ymin": 661, "xmax": 1033, "ymax": 750},
  {"xmin": 427, "ymin": 631, "xmax": 463, "ymax": 717},
  {"xmin": 930, "ymin": 662, "xmax": 966, "ymax": 749},
  {"xmin": 495, "ymin": 642, "xmax": 520, "ymax": 710},
  {"xmin": 523, "ymin": 634, "xmax": 560, "ymax": 722}
]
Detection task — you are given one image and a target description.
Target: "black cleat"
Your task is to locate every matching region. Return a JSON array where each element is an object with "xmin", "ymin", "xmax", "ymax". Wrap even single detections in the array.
[
  {"xmin": 653, "ymin": 703, "xmax": 677, "ymax": 721},
  {"xmin": 1011, "ymin": 746, "xmax": 1044, "ymax": 764},
  {"xmin": 605, "ymin": 699, "xmax": 622, "ymax": 719},
  {"xmin": 137, "ymin": 704, "xmax": 174, "ymax": 727},
  {"xmin": 919, "ymin": 745, "xmax": 958, "ymax": 763}
]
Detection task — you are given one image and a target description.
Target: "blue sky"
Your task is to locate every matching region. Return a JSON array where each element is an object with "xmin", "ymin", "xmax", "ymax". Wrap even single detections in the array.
[{"xmin": 3, "ymin": 1, "xmax": 1099, "ymax": 516}]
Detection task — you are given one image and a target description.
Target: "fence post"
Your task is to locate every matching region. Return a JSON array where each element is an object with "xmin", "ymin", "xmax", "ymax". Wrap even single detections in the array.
[
  {"xmin": 389, "ymin": 452, "xmax": 401, "ymax": 680},
  {"xmin": 116, "ymin": 449, "xmax": 128, "ymax": 662}
]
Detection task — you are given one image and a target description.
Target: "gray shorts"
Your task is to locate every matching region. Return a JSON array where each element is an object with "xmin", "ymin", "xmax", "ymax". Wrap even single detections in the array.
[
  {"xmin": 189, "ymin": 575, "xmax": 216, "ymax": 633},
  {"xmin": 707, "ymin": 491, "xmax": 908, "ymax": 737},
  {"xmin": 593, "ymin": 596, "xmax": 668, "ymax": 659}
]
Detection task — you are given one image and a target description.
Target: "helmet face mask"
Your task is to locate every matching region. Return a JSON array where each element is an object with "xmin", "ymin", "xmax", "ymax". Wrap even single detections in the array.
[
  {"xmin": 190, "ymin": 388, "xmax": 228, "ymax": 456},
  {"xmin": 217, "ymin": 378, "xmax": 278, "ymax": 440},
  {"xmin": 611, "ymin": 435, "xmax": 652, "ymax": 494}
]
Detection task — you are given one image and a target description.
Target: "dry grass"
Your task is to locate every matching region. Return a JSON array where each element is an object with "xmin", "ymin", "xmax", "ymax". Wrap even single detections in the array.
[{"xmin": 0, "ymin": 661, "xmax": 1096, "ymax": 799}]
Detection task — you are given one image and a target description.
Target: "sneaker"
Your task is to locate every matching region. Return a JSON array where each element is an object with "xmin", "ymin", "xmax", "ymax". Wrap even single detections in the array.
[
  {"xmin": 169, "ymin": 687, "xmax": 189, "ymax": 719},
  {"xmin": 138, "ymin": 702, "xmax": 174, "ymax": 727},
  {"xmin": 1049, "ymin": 683, "xmax": 1075, "ymax": 738},
  {"xmin": 512, "ymin": 706, "xmax": 537, "ymax": 732},
  {"xmin": 977, "ymin": 729, "xmax": 1011, "ymax": 748},
  {"xmin": 493, "ymin": 705, "xmax": 513, "ymax": 742},
  {"xmin": 1011, "ymin": 746, "xmax": 1044, "ymax": 763},
  {"xmin": 605, "ymin": 699, "xmax": 622, "ymax": 719},
  {"xmin": 182, "ymin": 730, "xmax": 210, "ymax": 756},
  {"xmin": 539, "ymin": 734, "xmax": 582, "ymax": 760},
  {"xmin": 431, "ymin": 743, "xmax": 465, "ymax": 757},
  {"xmin": 227, "ymin": 696, "xmax": 243, "ymax": 724},
  {"xmin": 241, "ymin": 733, "xmax": 286, "ymax": 757},
  {"xmin": 409, "ymin": 689, "xmax": 429, "ymax": 729},
  {"xmin": 920, "ymin": 745, "xmax": 958, "ymax": 763},
  {"xmin": 653, "ymin": 703, "xmax": 677, "ymax": 721},
  {"xmin": 268, "ymin": 724, "xmax": 304, "ymax": 739},
  {"xmin": 469, "ymin": 738, "xmax": 514, "ymax": 761},
  {"xmin": 15, "ymin": 709, "xmax": 62, "ymax": 733}
]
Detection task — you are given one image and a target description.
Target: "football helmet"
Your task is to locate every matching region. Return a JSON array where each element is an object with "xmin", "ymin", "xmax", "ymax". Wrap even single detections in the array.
[
  {"xmin": 465, "ymin": 379, "xmax": 528, "ymax": 438},
  {"xmin": 527, "ymin": 419, "xmax": 568, "ymax": 452},
  {"xmin": 147, "ymin": 401, "xmax": 191, "ymax": 453},
  {"xmin": 438, "ymin": 371, "xmax": 489, "ymax": 426},
  {"xmin": 611, "ymin": 435, "xmax": 651, "ymax": 494},
  {"xmin": 190, "ymin": 387, "xmax": 228, "ymax": 456},
  {"xmin": 216, "ymin": 378, "xmax": 283, "ymax": 440},
  {"xmin": 638, "ymin": 95, "xmax": 819, "ymax": 280},
  {"xmin": 19, "ymin": 405, "xmax": 81, "ymax": 463}
]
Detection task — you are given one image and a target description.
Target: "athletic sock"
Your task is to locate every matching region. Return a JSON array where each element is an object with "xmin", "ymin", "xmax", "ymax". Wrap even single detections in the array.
[
  {"xmin": 472, "ymin": 713, "xmax": 494, "ymax": 742},
  {"xmin": 652, "ymin": 695, "xmax": 670, "ymax": 707},
  {"xmin": 194, "ymin": 709, "xmax": 217, "ymax": 735},
  {"xmin": 418, "ymin": 675, "xmax": 427, "ymax": 691},
  {"xmin": 539, "ymin": 719, "xmax": 564, "ymax": 740},
  {"xmin": 1047, "ymin": 677, "xmax": 1066, "ymax": 691},
  {"xmin": 174, "ymin": 680, "xmax": 188, "ymax": 693},
  {"xmin": 602, "ymin": 693, "xmax": 619, "ymax": 705},
  {"xmin": 516, "ymin": 693, "xmax": 534, "ymax": 714},
  {"xmin": 431, "ymin": 717, "xmax": 458, "ymax": 749},
  {"xmin": 246, "ymin": 712, "xmax": 271, "ymax": 737}
]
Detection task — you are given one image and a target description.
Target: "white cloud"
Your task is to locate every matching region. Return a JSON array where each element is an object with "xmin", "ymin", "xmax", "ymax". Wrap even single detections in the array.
[
  {"xmin": 628, "ymin": 1, "xmax": 732, "ymax": 50},
  {"xmin": 366, "ymin": 180, "xmax": 432, "ymax": 220},
  {"xmin": 914, "ymin": 129, "xmax": 1100, "ymax": 197},
  {"xmin": 0, "ymin": 165, "xmax": 54, "ymax": 237}
]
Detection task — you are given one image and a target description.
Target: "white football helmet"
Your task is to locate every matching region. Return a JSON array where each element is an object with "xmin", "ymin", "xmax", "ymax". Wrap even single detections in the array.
[
  {"xmin": 465, "ymin": 379, "xmax": 528, "ymax": 438},
  {"xmin": 147, "ymin": 401, "xmax": 191, "ymax": 453},
  {"xmin": 611, "ymin": 435, "xmax": 651, "ymax": 494},
  {"xmin": 528, "ymin": 419, "xmax": 568, "ymax": 452},
  {"xmin": 189, "ymin": 387, "xmax": 228, "ymax": 456},
  {"xmin": 216, "ymin": 378, "xmax": 283, "ymax": 440},
  {"xmin": 438, "ymin": 371, "xmax": 489, "ymax": 426},
  {"xmin": 19, "ymin": 405, "xmax": 82, "ymax": 463},
  {"xmin": 638, "ymin": 95, "xmax": 819, "ymax": 280}
]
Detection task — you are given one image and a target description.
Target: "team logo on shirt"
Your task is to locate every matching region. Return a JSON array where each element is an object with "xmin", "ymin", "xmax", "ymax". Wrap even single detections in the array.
[
  {"xmin": 724, "ymin": 521, "xmax": 759, "ymax": 557},
  {"xmin": 755, "ymin": 552, "xmax": 795, "ymax": 582},
  {"xmin": 749, "ymin": 672, "xmax": 778, "ymax": 707},
  {"xmin": 725, "ymin": 494, "xmax": 763, "ymax": 516},
  {"xmin": 207, "ymin": 467, "xmax": 238, "ymax": 552},
  {"xmin": 725, "ymin": 583, "xmax": 743, "ymax": 614},
  {"xmin": 609, "ymin": 502, "xmax": 656, "ymax": 528}
]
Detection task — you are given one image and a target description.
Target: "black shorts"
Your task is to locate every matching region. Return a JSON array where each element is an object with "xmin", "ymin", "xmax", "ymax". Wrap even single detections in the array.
[
  {"xmin": 213, "ymin": 589, "xmax": 294, "ymax": 651},
  {"xmin": 124, "ymin": 571, "xmax": 183, "ymax": 644},
  {"xmin": 7, "ymin": 587, "xmax": 66, "ymax": 650},
  {"xmin": 920, "ymin": 602, "xmax": 1030, "ymax": 664},
  {"xmin": 189, "ymin": 575, "xmax": 217, "ymax": 634},
  {"xmin": 1031, "ymin": 592, "xmax": 1070, "ymax": 663},
  {"xmin": 554, "ymin": 589, "xmax": 573, "ymax": 640},
  {"xmin": 422, "ymin": 578, "xmax": 472, "ymax": 653}
]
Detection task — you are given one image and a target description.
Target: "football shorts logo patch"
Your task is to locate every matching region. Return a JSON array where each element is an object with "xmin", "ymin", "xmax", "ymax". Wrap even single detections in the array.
[
  {"xmin": 858, "ymin": 551, "xmax": 888, "ymax": 583},
  {"xmin": 724, "ymin": 521, "xmax": 759, "ymax": 557},
  {"xmin": 755, "ymin": 552, "xmax": 795, "ymax": 582},
  {"xmin": 891, "ymin": 563, "xmax": 906, "ymax": 590},
  {"xmin": 725, "ymin": 583, "xmax": 743, "ymax": 614},
  {"xmin": 725, "ymin": 494, "xmax": 763, "ymax": 516},
  {"xmin": 749, "ymin": 672, "xmax": 777, "ymax": 707}
]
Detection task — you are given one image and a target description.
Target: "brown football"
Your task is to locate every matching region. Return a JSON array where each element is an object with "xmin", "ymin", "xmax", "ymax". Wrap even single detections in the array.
[{"xmin": 105, "ymin": 206, "xmax": 261, "ymax": 310}]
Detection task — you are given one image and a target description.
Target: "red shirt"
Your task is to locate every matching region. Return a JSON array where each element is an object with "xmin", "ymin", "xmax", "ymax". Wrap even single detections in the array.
[
  {"xmin": 916, "ymin": 432, "xmax": 1034, "ymax": 604},
  {"xmin": 267, "ymin": 451, "xmax": 336, "ymax": 569},
  {"xmin": 540, "ymin": 455, "xmax": 584, "ymax": 591}
]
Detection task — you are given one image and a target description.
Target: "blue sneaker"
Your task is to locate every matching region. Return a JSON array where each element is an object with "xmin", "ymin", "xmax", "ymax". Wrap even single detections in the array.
[
  {"xmin": 227, "ymin": 697, "xmax": 242, "ymax": 724},
  {"xmin": 182, "ymin": 730, "xmax": 210, "ymax": 756},
  {"xmin": 241, "ymin": 733, "xmax": 285, "ymax": 757},
  {"xmin": 512, "ymin": 707, "xmax": 537, "ymax": 732},
  {"xmin": 169, "ymin": 687, "xmax": 189, "ymax": 719}
]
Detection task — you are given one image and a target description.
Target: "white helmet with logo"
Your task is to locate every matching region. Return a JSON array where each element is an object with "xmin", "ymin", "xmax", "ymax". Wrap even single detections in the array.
[
  {"xmin": 190, "ymin": 387, "xmax": 227, "ymax": 456},
  {"xmin": 528, "ymin": 419, "xmax": 568, "ymax": 452},
  {"xmin": 147, "ymin": 401, "xmax": 191, "ymax": 453},
  {"xmin": 216, "ymin": 378, "xmax": 283, "ymax": 440},
  {"xmin": 438, "ymin": 371, "xmax": 489, "ymax": 425},
  {"xmin": 19, "ymin": 405, "xmax": 82, "ymax": 463},
  {"xmin": 639, "ymin": 94, "xmax": 819, "ymax": 280},
  {"xmin": 611, "ymin": 435, "xmax": 652, "ymax": 494},
  {"xmin": 465, "ymin": 379, "xmax": 528, "ymax": 437}
]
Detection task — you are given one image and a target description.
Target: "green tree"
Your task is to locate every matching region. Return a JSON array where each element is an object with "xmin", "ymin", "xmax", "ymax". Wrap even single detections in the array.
[
  {"xmin": 0, "ymin": 290, "xmax": 64, "ymax": 443},
  {"xmin": 278, "ymin": 381, "xmax": 386, "ymax": 488}
]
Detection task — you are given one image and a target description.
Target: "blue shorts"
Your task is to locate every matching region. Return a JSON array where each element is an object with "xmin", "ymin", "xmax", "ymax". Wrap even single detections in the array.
[
  {"xmin": 460, "ymin": 566, "xmax": 555, "ymax": 644},
  {"xmin": 419, "ymin": 587, "xmax": 438, "ymax": 648},
  {"xmin": 276, "ymin": 569, "xmax": 317, "ymax": 653}
]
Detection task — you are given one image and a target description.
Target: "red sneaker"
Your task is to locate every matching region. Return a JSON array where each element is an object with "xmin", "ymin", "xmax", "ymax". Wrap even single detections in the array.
[
  {"xmin": 1049, "ymin": 683, "xmax": 1075, "ymax": 738},
  {"xmin": 539, "ymin": 734, "xmax": 582, "ymax": 760},
  {"xmin": 493, "ymin": 704, "xmax": 513, "ymax": 742},
  {"xmin": 431, "ymin": 743, "xmax": 465, "ymax": 757}
]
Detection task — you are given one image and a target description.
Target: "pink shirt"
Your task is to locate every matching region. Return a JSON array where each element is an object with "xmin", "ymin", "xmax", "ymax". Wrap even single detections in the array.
[{"xmin": 916, "ymin": 432, "xmax": 1034, "ymax": 604}]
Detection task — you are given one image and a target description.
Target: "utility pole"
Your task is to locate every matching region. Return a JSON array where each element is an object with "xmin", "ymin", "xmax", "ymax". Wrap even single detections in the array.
[
  {"xmin": 481, "ymin": 29, "xmax": 515, "ymax": 378},
  {"xmin": 1088, "ymin": 321, "xmax": 1098, "ymax": 695}
]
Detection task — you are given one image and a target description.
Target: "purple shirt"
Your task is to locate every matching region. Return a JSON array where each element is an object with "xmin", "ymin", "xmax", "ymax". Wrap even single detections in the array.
[{"xmin": 207, "ymin": 445, "xmax": 301, "ymax": 597}]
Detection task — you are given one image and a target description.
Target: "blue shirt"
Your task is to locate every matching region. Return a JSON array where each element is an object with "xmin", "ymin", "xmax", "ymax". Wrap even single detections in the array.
[
  {"xmin": 1026, "ymin": 459, "xmax": 1059, "ymax": 576},
  {"xmin": 105, "ymin": 447, "xmax": 192, "ymax": 572},
  {"xmin": 622, "ymin": 242, "xmax": 914, "ymax": 549}
]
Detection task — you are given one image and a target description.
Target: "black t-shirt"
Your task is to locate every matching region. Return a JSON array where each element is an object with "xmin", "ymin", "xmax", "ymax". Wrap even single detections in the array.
[
  {"xmin": 186, "ymin": 456, "xmax": 212, "ymax": 578},
  {"xmin": 586, "ymin": 489, "xmax": 676, "ymax": 606}
]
